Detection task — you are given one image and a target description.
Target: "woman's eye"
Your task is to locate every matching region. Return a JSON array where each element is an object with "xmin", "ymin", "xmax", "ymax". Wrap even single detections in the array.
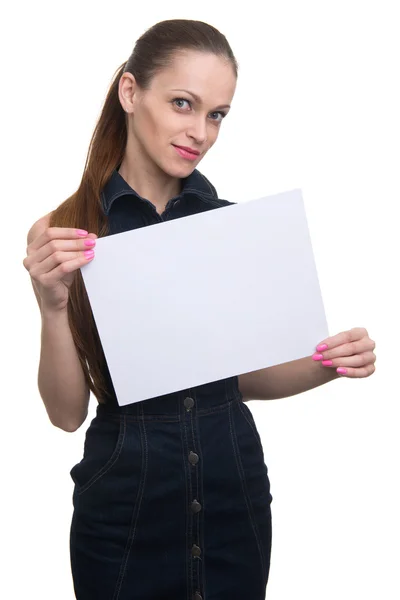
[
  {"xmin": 173, "ymin": 98, "xmax": 191, "ymax": 110},
  {"xmin": 209, "ymin": 111, "xmax": 226, "ymax": 122},
  {"xmin": 173, "ymin": 99, "xmax": 226, "ymax": 122}
]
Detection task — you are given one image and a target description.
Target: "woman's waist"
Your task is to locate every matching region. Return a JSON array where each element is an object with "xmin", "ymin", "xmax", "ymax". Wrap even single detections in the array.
[{"xmin": 97, "ymin": 376, "xmax": 241, "ymax": 420}]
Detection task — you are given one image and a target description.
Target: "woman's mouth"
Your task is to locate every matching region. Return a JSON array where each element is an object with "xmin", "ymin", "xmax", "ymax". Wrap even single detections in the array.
[{"xmin": 173, "ymin": 145, "xmax": 200, "ymax": 161}]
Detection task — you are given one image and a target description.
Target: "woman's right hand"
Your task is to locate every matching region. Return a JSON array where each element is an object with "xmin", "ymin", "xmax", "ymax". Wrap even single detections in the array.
[{"xmin": 23, "ymin": 225, "xmax": 98, "ymax": 313}]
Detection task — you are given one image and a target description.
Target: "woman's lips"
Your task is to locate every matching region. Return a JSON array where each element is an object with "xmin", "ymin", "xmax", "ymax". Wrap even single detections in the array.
[{"xmin": 173, "ymin": 145, "xmax": 200, "ymax": 161}]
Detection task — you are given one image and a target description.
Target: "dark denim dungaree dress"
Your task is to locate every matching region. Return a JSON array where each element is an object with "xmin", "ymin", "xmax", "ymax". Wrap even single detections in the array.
[{"xmin": 69, "ymin": 168, "xmax": 273, "ymax": 600}]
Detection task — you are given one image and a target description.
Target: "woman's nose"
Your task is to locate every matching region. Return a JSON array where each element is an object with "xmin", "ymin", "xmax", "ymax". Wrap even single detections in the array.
[{"xmin": 187, "ymin": 118, "xmax": 208, "ymax": 144}]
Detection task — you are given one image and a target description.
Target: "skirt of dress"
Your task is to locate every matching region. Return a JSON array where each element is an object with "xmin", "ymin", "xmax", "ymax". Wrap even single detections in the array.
[{"xmin": 69, "ymin": 377, "xmax": 273, "ymax": 600}]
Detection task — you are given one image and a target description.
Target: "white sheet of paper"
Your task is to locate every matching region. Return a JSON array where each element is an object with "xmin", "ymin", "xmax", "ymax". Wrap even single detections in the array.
[{"xmin": 81, "ymin": 189, "xmax": 329, "ymax": 406}]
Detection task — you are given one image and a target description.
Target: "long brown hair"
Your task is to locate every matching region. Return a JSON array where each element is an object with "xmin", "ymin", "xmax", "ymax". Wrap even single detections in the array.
[{"xmin": 49, "ymin": 19, "xmax": 238, "ymax": 403}]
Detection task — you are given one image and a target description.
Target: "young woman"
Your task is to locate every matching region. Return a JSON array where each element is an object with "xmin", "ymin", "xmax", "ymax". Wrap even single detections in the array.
[{"xmin": 23, "ymin": 19, "xmax": 376, "ymax": 600}]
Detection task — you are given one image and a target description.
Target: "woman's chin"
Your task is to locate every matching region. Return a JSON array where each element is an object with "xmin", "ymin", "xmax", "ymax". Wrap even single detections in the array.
[{"xmin": 161, "ymin": 161, "xmax": 198, "ymax": 179}]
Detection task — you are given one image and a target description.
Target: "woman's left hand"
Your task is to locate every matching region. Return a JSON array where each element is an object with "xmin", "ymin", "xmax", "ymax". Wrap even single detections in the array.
[{"xmin": 312, "ymin": 327, "xmax": 376, "ymax": 378}]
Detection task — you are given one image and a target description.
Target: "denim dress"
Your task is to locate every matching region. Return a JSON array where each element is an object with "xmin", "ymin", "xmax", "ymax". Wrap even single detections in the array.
[{"xmin": 69, "ymin": 168, "xmax": 273, "ymax": 600}]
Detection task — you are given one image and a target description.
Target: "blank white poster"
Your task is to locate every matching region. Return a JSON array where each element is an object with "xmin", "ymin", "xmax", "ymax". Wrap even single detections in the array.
[{"xmin": 81, "ymin": 189, "xmax": 328, "ymax": 405}]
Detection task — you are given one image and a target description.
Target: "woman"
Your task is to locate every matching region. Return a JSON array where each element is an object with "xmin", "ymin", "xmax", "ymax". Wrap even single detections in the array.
[{"xmin": 23, "ymin": 19, "xmax": 376, "ymax": 600}]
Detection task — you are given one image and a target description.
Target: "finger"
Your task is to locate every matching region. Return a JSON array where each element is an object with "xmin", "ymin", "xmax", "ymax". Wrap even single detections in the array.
[
  {"xmin": 335, "ymin": 363, "xmax": 376, "ymax": 378},
  {"xmin": 316, "ymin": 327, "xmax": 368, "ymax": 352},
  {"xmin": 34, "ymin": 254, "xmax": 94, "ymax": 290},
  {"xmin": 320, "ymin": 351, "xmax": 376, "ymax": 369},
  {"xmin": 29, "ymin": 248, "xmax": 95, "ymax": 280},
  {"xmin": 46, "ymin": 252, "xmax": 96, "ymax": 280},
  {"xmin": 25, "ymin": 237, "xmax": 96, "ymax": 269},
  {"xmin": 315, "ymin": 337, "xmax": 375, "ymax": 360},
  {"xmin": 28, "ymin": 227, "xmax": 92, "ymax": 253}
]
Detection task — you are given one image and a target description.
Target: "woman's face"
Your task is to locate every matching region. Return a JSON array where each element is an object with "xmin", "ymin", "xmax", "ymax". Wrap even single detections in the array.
[{"xmin": 119, "ymin": 50, "xmax": 237, "ymax": 179}]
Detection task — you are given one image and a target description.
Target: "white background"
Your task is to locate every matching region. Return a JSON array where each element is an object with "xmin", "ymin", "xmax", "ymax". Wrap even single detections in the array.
[{"xmin": 2, "ymin": 0, "xmax": 398, "ymax": 598}]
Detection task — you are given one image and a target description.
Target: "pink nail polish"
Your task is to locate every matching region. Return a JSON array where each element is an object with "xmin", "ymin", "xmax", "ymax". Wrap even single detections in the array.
[
  {"xmin": 317, "ymin": 344, "xmax": 328, "ymax": 352},
  {"xmin": 84, "ymin": 250, "xmax": 95, "ymax": 259},
  {"xmin": 322, "ymin": 360, "xmax": 333, "ymax": 366},
  {"xmin": 77, "ymin": 229, "xmax": 88, "ymax": 237},
  {"xmin": 84, "ymin": 239, "xmax": 96, "ymax": 247},
  {"xmin": 312, "ymin": 353, "xmax": 324, "ymax": 361},
  {"xmin": 337, "ymin": 368, "xmax": 347, "ymax": 375}
]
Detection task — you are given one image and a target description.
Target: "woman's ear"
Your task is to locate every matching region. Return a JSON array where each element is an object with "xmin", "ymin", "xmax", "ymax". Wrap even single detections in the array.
[{"xmin": 118, "ymin": 72, "xmax": 137, "ymax": 114}]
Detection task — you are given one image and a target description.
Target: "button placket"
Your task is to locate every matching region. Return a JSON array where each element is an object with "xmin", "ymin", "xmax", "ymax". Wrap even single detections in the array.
[{"xmin": 183, "ymin": 394, "xmax": 204, "ymax": 598}]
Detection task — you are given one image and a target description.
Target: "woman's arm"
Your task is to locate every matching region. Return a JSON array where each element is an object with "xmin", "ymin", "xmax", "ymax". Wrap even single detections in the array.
[
  {"xmin": 238, "ymin": 356, "xmax": 339, "ymax": 401},
  {"xmin": 38, "ymin": 308, "xmax": 90, "ymax": 431},
  {"xmin": 27, "ymin": 217, "xmax": 90, "ymax": 432},
  {"xmin": 238, "ymin": 327, "xmax": 376, "ymax": 401}
]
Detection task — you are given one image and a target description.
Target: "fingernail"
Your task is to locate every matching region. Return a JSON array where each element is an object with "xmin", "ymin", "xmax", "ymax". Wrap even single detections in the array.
[
  {"xmin": 317, "ymin": 344, "xmax": 328, "ymax": 352},
  {"xmin": 322, "ymin": 360, "xmax": 333, "ymax": 366},
  {"xmin": 84, "ymin": 250, "xmax": 95, "ymax": 259},
  {"xmin": 312, "ymin": 353, "xmax": 324, "ymax": 361},
  {"xmin": 77, "ymin": 229, "xmax": 88, "ymax": 237},
  {"xmin": 337, "ymin": 368, "xmax": 347, "ymax": 375},
  {"xmin": 84, "ymin": 239, "xmax": 96, "ymax": 247}
]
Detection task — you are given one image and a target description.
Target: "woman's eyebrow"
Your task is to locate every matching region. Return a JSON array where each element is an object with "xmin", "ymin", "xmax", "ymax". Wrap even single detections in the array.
[{"xmin": 171, "ymin": 89, "xmax": 231, "ymax": 110}]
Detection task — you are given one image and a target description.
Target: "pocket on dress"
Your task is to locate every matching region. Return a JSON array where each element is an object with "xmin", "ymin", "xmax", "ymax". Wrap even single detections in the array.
[
  {"xmin": 237, "ymin": 399, "xmax": 264, "ymax": 454},
  {"xmin": 70, "ymin": 414, "xmax": 126, "ymax": 495}
]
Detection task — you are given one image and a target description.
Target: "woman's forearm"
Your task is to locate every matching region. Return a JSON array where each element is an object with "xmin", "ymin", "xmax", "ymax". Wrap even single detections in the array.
[
  {"xmin": 38, "ymin": 308, "xmax": 90, "ymax": 431},
  {"xmin": 238, "ymin": 355, "xmax": 340, "ymax": 401}
]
